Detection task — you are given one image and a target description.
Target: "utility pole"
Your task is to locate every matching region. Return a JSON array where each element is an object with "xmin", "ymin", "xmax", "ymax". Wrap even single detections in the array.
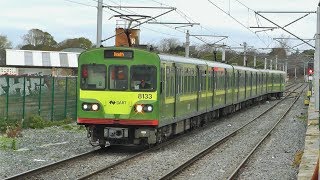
[
  {"xmin": 275, "ymin": 55, "xmax": 278, "ymax": 70},
  {"xmin": 315, "ymin": 3, "xmax": 320, "ymax": 110},
  {"xmin": 264, "ymin": 58, "xmax": 267, "ymax": 69},
  {"xmin": 303, "ymin": 62, "xmax": 306, "ymax": 77},
  {"xmin": 253, "ymin": 53, "xmax": 257, "ymax": 68},
  {"xmin": 96, "ymin": 0, "xmax": 103, "ymax": 47},
  {"xmin": 295, "ymin": 67, "xmax": 297, "ymax": 80},
  {"xmin": 243, "ymin": 42, "xmax": 247, "ymax": 66},
  {"xmin": 222, "ymin": 45, "xmax": 226, "ymax": 62},
  {"xmin": 185, "ymin": 30, "xmax": 190, "ymax": 58}
]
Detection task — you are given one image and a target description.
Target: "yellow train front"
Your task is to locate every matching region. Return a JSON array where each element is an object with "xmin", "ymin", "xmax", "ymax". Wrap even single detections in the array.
[{"xmin": 77, "ymin": 47, "xmax": 160, "ymax": 147}]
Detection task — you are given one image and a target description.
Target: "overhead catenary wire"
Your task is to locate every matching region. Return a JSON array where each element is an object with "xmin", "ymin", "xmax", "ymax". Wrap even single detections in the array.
[
  {"xmin": 91, "ymin": 0, "xmax": 220, "ymax": 46},
  {"xmin": 207, "ymin": 0, "xmax": 270, "ymax": 47}
]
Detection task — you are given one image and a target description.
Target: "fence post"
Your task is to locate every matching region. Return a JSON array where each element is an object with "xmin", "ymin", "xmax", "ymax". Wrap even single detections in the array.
[
  {"xmin": 75, "ymin": 77, "xmax": 78, "ymax": 121},
  {"xmin": 51, "ymin": 76, "xmax": 55, "ymax": 121},
  {"xmin": 6, "ymin": 76, "xmax": 9, "ymax": 120},
  {"xmin": 64, "ymin": 77, "xmax": 68, "ymax": 119},
  {"xmin": 38, "ymin": 77, "xmax": 42, "ymax": 116},
  {"xmin": 22, "ymin": 76, "xmax": 26, "ymax": 121}
]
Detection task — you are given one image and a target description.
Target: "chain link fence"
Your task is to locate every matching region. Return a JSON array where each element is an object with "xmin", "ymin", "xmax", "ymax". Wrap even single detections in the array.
[{"xmin": 0, "ymin": 75, "xmax": 77, "ymax": 121}]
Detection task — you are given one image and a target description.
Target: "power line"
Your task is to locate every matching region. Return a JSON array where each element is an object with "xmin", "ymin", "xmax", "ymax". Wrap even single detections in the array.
[
  {"xmin": 207, "ymin": 0, "xmax": 270, "ymax": 47},
  {"xmin": 64, "ymin": 0, "xmax": 96, "ymax": 7}
]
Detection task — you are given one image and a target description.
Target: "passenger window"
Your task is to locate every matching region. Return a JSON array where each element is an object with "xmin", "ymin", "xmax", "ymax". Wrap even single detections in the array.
[
  {"xmin": 81, "ymin": 64, "xmax": 106, "ymax": 90},
  {"xmin": 109, "ymin": 65, "xmax": 128, "ymax": 90}
]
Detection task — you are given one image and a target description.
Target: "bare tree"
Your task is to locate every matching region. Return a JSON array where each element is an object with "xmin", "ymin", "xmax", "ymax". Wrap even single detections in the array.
[
  {"xmin": 0, "ymin": 35, "xmax": 12, "ymax": 65},
  {"xmin": 158, "ymin": 38, "xmax": 180, "ymax": 53},
  {"xmin": 21, "ymin": 29, "xmax": 57, "ymax": 49}
]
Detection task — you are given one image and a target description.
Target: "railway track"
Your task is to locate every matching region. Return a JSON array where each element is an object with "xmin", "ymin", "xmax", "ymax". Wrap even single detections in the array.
[
  {"xmin": 5, "ymin": 149, "xmax": 103, "ymax": 180},
  {"xmin": 158, "ymin": 83, "xmax": 306, "ymax": 180},
  {"xmin": 227, "ymin": 84, "xmax": 306, "ymax": 179},
  {"xmin": 4, "ymin": 146, "xmax": 143, "ymax": 180}
]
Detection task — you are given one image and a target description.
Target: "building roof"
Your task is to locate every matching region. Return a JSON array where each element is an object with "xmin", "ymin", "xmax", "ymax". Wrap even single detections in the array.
[{"xmin": 5, "ymin": 49, "xmax": 80, "ymax": 68}]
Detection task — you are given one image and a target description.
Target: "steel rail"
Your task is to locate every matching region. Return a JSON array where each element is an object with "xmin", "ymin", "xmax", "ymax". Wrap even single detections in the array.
[
  {"xmin": 77, "ymin": 135, "xmax": 182, "ymax": 180},
  {"xmin": 5, "ymin": 149, "xmax": 102, "ymax": 180},
  {"xmin": 227, "ymin": 84, "xmax": 307, "ymax": 179},
  {"xmin": 159, "ymin": 83, "xmax": 303, "ymax": 180}
]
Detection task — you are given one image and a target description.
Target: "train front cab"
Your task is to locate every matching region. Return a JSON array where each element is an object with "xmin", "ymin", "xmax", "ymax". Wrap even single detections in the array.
[{"xmin": 77, "ymin": 48, "xmax": 161, "ymax": 147}]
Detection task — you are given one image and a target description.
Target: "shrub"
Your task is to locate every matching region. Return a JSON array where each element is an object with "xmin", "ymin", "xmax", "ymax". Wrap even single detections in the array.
[
  {"xmin": 0, "ymin": 136, "xmax": 18, "ymax": 150},
  {"xmin": 0, "ymin": 118, "xmax": 20, "ymax": 134},
  {"xmin": 23, "ymin": 115, "xmax": 48, "ymax": 129}
]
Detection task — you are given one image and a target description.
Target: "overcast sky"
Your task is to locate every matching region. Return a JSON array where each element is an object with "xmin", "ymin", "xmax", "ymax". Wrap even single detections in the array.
[{"xmin": 1, "ymin": 0, "xmax": 318, "ymax": 53}]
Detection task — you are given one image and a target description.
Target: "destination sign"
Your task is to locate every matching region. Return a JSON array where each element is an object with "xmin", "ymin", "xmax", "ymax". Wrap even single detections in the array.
[{"xmin": 104, "ymin": 50, "xmax": 134, "ymax": 59}]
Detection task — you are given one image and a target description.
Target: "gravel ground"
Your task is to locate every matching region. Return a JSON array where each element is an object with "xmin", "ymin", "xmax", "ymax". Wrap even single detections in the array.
[
  {"xmin": 238, "ymin": 86, "xmax": 308, "ymax": 179},
  {"xmin": 175, "ymin": 85, "xmax": 307, "ymax": 180},
  {"xmin": 0, "ymin": 125, "xmax": 96, "ymax": 179},
  {"xmin": 0, "ymin": 84, "xmax": 307, "ymax": 180}
]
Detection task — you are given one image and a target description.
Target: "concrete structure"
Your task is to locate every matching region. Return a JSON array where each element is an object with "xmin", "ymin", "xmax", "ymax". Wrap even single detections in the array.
[
  {"xmin": 0, "ymin": 67, "xmax": 18, "ymax": 75},
  {"xmin": 298, "ymin": 94, "xmax": 319, "ymax": 180}
]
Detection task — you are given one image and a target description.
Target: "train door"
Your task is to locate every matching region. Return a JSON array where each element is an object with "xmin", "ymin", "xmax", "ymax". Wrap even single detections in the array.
[
  {"xmin": 213, "ymin": 69, "xmax": 217, "ymax": 109},
  {"xmin": 244, "ymin": 71, "xmax": 248, "ymax": 99},
  {"xmin": 196, "ymin": 66, "xmax": 200, "ymax": 112},
  {"xmin": 280, "ymin": 74, "xmax": 283, "ymax": 91},
  {"xmin": 174, "ymin": 64, "xmax": 178, "ymax": 118},
  {"xmin": 225, "ymin": 69, "xmax": 228, "ymax": 105},
  {"xmin": 233, "ymin": 69, "xmax": 238, "ymax": 103},
  {"xmin": 198, "ymin": 65, "xmax": 207, "ymax": 112},
  {"xmin": 237, "ymin": 70, "xmax": 240, "ymax": 102},
  {"xmin": 255, "ymin": 72, "xmax": 258, "ymax": 95},
  {"xmin": 250, "ymin": 72, "xmax": 253, "ymax": 97},
  {"xmin": 271, "ymin": 73, "xmax": 274, "ymax": 92},
  {"xmin": 160, "ymin": 64, "xmax": 165, "ymax": 118}
]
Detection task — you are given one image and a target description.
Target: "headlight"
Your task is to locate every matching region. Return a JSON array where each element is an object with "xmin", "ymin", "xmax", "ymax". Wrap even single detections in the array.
[
  {"xmin": 135, "ymin": 104, "xmax": 153, "ymax": 113},
  {"xmin": 135, "ymin": 104, "xmax": 143, "ymax": 113},
  {"xmin": 92, "ymin": 104, "xmax": 99, "ymax": 111},
  {"xmin": 143, "ymin": 105, "xmax": 153, "ymax": 112},
  {"xmin": 82, "ymin": 103, "xmax": 91, "ymax": 111},
  {"xmin": 82, "ymin": 103, "xmax": 99, "ymax": 111}
]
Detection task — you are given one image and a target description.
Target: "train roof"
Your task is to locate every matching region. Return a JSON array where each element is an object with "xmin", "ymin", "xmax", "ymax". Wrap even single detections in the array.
[
  {"xmin": 158, "ymin": 54, "xmax": 233, "ymax": 69},
  {"xmin": 232, "ymin": 65, "xmax": 259, "ymax": 72},
  {"xmin": 158, "ymin": 54, "xmax": 207, "ymax": 65},
  {"xmin": 205, "ymin": 60, "xmax": 233, "ymax": 69},
  {"xmin": 267, "ymin": 70, "xmax": 286, "ymax": 74}
]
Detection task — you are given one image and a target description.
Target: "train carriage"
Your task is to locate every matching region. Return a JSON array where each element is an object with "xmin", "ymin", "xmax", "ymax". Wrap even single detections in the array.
[{"xmin": 77, "ymin": 47, "xmax": 286, "ymax": 147}]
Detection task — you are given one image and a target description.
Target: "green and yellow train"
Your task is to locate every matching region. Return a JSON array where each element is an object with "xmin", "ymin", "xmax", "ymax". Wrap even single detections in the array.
[{"xmin": 77, "ymin": 47, "xmax": 286, "ymax": 147}]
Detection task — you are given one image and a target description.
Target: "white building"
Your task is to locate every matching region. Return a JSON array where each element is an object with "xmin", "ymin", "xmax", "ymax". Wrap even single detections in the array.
[{"xmin": 4, "ymin": 49, "xmax": 81, "ymax": 76}]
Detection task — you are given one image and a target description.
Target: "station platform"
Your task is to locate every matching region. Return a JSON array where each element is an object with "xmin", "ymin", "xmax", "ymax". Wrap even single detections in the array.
[{"xmin": 298, "ymin": 95, "xmax": 319, "ymax": 180}]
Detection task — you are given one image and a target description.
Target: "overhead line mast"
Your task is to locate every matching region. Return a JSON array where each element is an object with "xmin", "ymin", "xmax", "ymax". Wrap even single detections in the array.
[{"xmin": 96, "ymin": 0, "xmax": 103, "ymax": 47}]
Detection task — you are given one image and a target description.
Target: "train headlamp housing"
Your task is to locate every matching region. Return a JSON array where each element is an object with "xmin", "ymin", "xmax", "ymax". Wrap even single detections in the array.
[
  {"xmin": 134, "ymin": 104, "xmax": 153, "ymax": 113},
  {"xmin": 82, "ymin": 103, "xmax": 100, "ymax": 111}
]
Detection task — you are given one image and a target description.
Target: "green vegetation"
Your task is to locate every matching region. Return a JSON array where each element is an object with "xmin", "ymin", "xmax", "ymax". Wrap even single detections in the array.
[
  {"xmin": 297, "ymin": 114, "xmax": 307, "ymax": 122},
  {"xmin": 0, "ymin": 136, "xmax": 17, "ymax": 150},
  {"xmin": 0, "ymin": 118, "xmax": 20, "ymax": 133},
  {"xmin": 292, "ymin": 150, "xmax": 304, "ymax": 167},
  {"xmin": 23, "ymin": 115, "xmax": 74, "ymax": 129},
  {"xmin": 0, "ymin": 114, "xmax": 80, "ymax": 136}
]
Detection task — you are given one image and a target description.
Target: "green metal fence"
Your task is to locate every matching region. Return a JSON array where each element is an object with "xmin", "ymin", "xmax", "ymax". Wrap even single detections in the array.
[{"xmin": 0, "ymin": 75, "xmax": 77, "ymax": 121}]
